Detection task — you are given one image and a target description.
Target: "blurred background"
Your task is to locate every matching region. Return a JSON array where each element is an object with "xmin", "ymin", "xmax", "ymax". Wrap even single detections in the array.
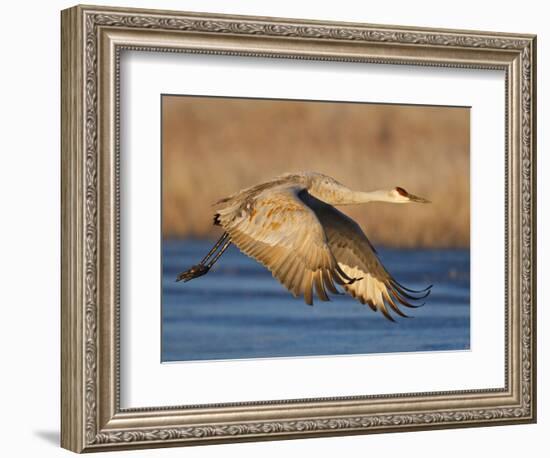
[
  {"xmin": 161, "ymin": 95, "xmax": 470, "ymax": 362},
  {"xmin": 162, "ymin": 96, "xmax": 469, "ymax": 248}
]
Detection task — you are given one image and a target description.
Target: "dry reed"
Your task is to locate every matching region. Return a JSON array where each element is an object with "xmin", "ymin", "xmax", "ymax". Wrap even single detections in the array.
[{"xmin": 162, "ymin": 96, "xmax": 470, "ymax": 248}]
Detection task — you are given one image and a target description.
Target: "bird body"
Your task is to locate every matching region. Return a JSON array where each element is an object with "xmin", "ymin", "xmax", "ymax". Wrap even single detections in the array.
[{"xmin": 178, "ymin": 172, "xmax": 431, "ymax": 321}]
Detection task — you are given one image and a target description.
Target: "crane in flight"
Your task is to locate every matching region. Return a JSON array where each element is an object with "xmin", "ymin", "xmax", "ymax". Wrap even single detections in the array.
[{"xmin": 176, "ymin": 172, "xmax": 432, "ymax": 321}]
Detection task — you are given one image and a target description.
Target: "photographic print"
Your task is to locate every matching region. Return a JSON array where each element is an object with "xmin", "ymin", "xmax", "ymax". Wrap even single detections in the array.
[
  {"xmin": 61, "ymin": 5, "xmax": 536, "ymax": 451},
  {"xmin": 161, "ymin": 95, "xmax": 470, "ymax": 362}
]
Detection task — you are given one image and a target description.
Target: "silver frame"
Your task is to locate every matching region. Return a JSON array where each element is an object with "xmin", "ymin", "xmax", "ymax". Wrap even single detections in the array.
[{"xmin": 61, "ymin": 4, "xmax": 536, "ymax": 453}]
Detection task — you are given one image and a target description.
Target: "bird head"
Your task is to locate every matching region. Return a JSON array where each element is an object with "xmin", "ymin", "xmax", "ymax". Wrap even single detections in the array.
[{"xmin": 390, "ymin": 187, "xmax": 431, "ymax": 204}]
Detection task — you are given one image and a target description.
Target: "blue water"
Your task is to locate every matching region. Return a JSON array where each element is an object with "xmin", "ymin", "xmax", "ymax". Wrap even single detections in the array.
[{"xmin": 161, "ymin": 239, "xmax": 470, "ymax": 362}]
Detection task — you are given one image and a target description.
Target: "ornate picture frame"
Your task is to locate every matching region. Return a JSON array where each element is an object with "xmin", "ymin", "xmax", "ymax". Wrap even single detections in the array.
[{"xmin": 61, "ymin": 4, "xmax": 536, "ymax": 453}]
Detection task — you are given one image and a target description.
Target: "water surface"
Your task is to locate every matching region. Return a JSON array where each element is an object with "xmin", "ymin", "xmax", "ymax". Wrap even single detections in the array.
[{"xmin": 162, "ymin": 239, "xmax": 470, "ymax": 362}]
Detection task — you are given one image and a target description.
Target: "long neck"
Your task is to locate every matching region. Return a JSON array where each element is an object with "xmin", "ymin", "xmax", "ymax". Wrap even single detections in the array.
[
  {"xmin": 309, "ymin": 181, "xmax": 392, "ymax": 205},
  {"xmin": 331, "ymin": 189, "xmax": 393, "ymax": 205}
]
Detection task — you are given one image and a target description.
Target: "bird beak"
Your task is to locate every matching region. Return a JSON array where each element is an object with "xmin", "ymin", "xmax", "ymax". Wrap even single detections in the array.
[{"xmin": 408, "ymin": 193, "xmax": 431, "ymax": 204}]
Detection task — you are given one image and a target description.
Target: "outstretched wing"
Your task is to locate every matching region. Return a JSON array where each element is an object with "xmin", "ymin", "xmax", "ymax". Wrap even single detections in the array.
[
  {"xmin": 309, "ymin": 198, "xmax": 431, "ymax": 321},
  {"xmin": 215, "ymin": 185, "xmax": 357, "ymax": 305}
]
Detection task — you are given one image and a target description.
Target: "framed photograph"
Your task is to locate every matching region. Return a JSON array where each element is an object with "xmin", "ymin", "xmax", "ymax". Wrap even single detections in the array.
[{"xmin": 61, "ymin": 4, "xmax": 537, "ymax": 453}]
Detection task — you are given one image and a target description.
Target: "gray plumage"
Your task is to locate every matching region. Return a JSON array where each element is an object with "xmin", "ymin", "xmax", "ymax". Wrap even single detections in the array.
[{"xmin": 179, "ymin": 172, "xmax": 432, "ymax": 321}]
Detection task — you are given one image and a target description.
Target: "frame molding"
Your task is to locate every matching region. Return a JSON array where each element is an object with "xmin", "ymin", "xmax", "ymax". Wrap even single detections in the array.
[{"xmin": 61, "ymin": 4, "xmax": 536, "ymax": 453}]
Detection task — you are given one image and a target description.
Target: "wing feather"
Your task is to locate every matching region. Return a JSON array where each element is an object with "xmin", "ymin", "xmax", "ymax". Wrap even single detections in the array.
[
  {"xmin": 308, "ymin": 197, "xmax": 431, "ymax": 320},
  {"xmin": 216, "ymin": 185, "xmax": 358, "ymax": 305}
]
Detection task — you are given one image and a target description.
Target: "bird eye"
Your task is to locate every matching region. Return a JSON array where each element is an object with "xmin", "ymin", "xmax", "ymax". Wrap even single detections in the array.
[{"xmin": 395, "ymin": 187, "xmax": 408, "ymax": 196}]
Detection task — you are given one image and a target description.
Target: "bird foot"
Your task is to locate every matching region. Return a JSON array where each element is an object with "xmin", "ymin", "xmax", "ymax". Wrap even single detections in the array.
[{"xmin": 176, "ymin": 264, "xmax": 210, "ymax": 282}]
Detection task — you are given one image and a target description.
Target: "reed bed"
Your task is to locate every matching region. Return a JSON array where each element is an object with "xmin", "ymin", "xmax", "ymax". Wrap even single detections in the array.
[{"xmin": 162, "ymin": 96, "xmax": 469, "ymax": 248}]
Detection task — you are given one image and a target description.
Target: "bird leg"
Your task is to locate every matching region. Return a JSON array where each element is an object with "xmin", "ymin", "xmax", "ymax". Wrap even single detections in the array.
[
  {"xmin": 176, "ymin": 264, "xmax": 210, "ymax": 282},
  {"xmin": 176, "ymin": 233, "xmax": 231, "ymax": 282},
  {"xmin": 199, "ymin": 232, "xmax": 230, "ymax": 264}
]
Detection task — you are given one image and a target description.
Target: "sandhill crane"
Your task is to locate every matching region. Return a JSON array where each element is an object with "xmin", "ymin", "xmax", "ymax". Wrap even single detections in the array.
[{"xmin": 177, "ymin": 172, "xmax": 432, "ymax": 321}]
